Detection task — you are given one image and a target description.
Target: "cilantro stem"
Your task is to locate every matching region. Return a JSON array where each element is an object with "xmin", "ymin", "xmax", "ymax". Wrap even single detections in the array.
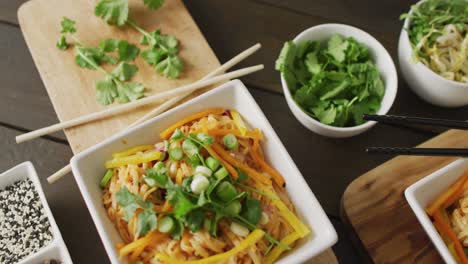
[
  {"xmin": 75, "ymin": 47, "xmax": 109, "ymax": 76},
  {"xmin": 126, "ymin": 19, "xmax": 170, "ymax": 53},
  {"xmin": 235, "ymin": 215, "xmax": 291, "ymax": 250},
  {"xmin": 233, "ymin": 182, "xmax": 279, "ymax": 201}
]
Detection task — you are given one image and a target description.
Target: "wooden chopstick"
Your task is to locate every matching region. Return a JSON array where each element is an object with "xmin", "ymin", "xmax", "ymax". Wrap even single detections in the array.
[
  {"xmin": 363, "ymin": 114, "xmax": 468, "ymax": 130},
  {"xmin": 46, "ymin": 43, "xmax": 262, "ymax": 184},
  {"xmin": 16, "ymin": 64, "xmax": 264, "ymax": 144},
  {"xmin": 366, "ymin": 147, "xmax": 468, "ymax": 157}
]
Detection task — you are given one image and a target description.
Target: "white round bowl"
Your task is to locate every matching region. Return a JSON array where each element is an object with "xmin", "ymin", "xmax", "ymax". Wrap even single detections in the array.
[
  {"xmin": 281, "ymin": 24, "xmax": 398, "ymax": 138},
  {"xmin": 398, "ymin": 1, "xmax": 468, "ymax": 108}
]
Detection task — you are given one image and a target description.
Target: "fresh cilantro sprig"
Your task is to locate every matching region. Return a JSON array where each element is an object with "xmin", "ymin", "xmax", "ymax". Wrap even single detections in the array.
[
  {"xmin": 57, "ymin": 17, "xmax": 144, "ymax": 105},
  {"xmin": 116, "ymin": 187, "xmax": 157, "ymax": 237},
  {"xmin": 276, "ymin": 34, "xmax": 385, "ymax": 127},
  {"xmin": 95, "ymin": 0, "xmax": 165, "ymax": 26}
]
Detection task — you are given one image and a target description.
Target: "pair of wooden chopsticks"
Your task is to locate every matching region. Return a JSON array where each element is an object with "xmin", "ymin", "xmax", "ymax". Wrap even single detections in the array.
[
  {"xmin": 17, "ymin": 43, "xmax": 263, "ymax": 184},
  {"xmin": 364, "ymin": 114, "xmax": 468, "ymax": 157}
]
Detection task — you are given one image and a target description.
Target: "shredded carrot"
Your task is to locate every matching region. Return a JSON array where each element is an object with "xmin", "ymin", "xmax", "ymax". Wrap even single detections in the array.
[
  {"xmin": 427, "ymin": 172, "xmax": 468, "ymax": 216},
  {"xmin": 160, "ymin": 108, "xmax": 225, "ymax": 139},
  {"xmin": 251, "ymin": 138, "xmax": 285, "ymax": 187},
  {"xmin": 156, "ymin": 229, "xmax": 265, "ymax": 264},
  {"xmin": 264, "ymin": 232, "xmax": 301, "ymax": 264},
  {"xmin": 212, "ymin": 142, "xmax": 271, "ymax": 185},
  {"xmin": 433, "ymin": 211, "xmax": 468, "ymax": 263},
  {"xmin": 205, "ymin": 145, "xmax": 238, "ymax": 179},
  {"xmin": 443, "ymin": 172, "xmax": 468, "ymax": 208}
]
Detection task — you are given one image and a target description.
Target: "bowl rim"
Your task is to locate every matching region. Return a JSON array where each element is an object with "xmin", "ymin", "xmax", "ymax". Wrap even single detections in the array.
[
  {"xmin": 400, "ymin": 0, "xmax": 468, "ymax": 88},
  {"xmin": 70, "ymin": 80, "xmax": 338, "ymax": 264},
  {"xmin": 280, "ymin": 23, "xmax": 398, "ymax": 133}
]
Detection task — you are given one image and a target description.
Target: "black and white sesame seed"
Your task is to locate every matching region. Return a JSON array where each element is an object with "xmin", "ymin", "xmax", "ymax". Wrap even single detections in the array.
[{"xmin": 0, "ymin": 178, "xmax": 53, "ymax": 263}]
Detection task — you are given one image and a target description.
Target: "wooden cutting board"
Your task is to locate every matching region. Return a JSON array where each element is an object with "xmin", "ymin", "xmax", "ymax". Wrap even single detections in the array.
[
  {"xmin": 342, "ymin": 129, "xmax": 468, "ymax": 263},
  {"xmin": 17, "ymin": 0, "xmax": 337, "ymax": 263}
]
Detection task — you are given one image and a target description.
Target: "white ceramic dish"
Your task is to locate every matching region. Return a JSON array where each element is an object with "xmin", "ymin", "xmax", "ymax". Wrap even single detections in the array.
[
  {"xmin": 398, "ymin": 0, "xmax": 468, "ymax": 108},
  {"xmin": 0, "ymin": 162, "xmax": 72, "ymax": 264},
  {"xmin": 71, "ymin": 80, "xmax": 337, "ymax": 264},
  {"xmin": 405, "ymin": 158, "xmax": 468, "ymax": 264},
  {"xmin": 280, "ymin": 23, "xmax": 398, "ymax": 138}
]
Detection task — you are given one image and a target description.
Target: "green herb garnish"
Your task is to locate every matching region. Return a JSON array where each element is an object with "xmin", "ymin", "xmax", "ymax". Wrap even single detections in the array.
[{"xmin": 276, "ymin": 34, "xmax": 385, "ymax": 127}]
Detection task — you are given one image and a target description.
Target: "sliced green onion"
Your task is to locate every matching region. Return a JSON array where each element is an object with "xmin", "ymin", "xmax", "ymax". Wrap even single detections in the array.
[
  {"xmin": 158, "ymin": 216, "xmax": 175, "ymax": 233},
  {"xmin": 225, "ymin": 200, "xmax": 242, "ymax": 216},
  {"xmin": 100, "ymin": 170, "xmax": 114, "ymax": 188},
  {"xmin": 216, "ymin": 181, "xmax": 238, "ymax": 202},
  {"xmin": 169, "ymin": 147, "xmax": 183, "ymax": 161},
  {"xmin": 214, "ymin": 167, "xmax": 229, "ymax": 180},
  {"xmin": 206, "ymin": 157, "xmax": 221, "ymax": 171},
  {"xmin": 223, "ymin": 133, "xmax": 238, "ymax": 150}
]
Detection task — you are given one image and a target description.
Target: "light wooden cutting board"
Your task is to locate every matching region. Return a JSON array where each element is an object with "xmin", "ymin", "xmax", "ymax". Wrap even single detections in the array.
[
  {"xmin": 17, "ymin": 0, "xmax": 337, "ymax": 262},
  {"xmin": 342, "ymin": 129, "xmax": 468, "ymax": 263}
]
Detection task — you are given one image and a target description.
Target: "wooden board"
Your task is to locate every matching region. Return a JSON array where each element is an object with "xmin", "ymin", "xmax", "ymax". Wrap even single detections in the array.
[
  {"xmin": 342, "ymin": 129, "xmax": 468, "ymax": 263},
  {"xmin": 17, "ymin": 0, "xmax": 221, "ymax": 153}
]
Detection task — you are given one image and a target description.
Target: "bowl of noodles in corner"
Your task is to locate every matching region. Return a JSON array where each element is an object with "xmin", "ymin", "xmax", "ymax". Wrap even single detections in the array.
[
  {"xmin": 70, "ymin": 80, "xmax": 337, "ymax": 264},
  {"xmin": 398, "ymin": 0, "xmax": 468, "ymax": 108}
]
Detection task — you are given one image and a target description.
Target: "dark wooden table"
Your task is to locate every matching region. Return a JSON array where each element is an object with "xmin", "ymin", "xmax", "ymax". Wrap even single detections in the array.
[{"xmin": 1, "ymin": 0, "xmax": 467, "ymax": 263}]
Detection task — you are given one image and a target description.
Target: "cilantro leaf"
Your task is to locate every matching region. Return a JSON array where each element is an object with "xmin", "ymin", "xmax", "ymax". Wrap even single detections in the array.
[
  {"xmin": 145, "ymin": 163, "xmax": 171, "ymax": 188},
  {"xmin": 99, "ymin": 39, "xmax": 119, "ymax": 52},
  {"xmin": 182, "ymin": 139, "xmax": 199, "ymax": 157},
  {"xmin": 60, "ymin": 17, "xmax": 76, "ymax": 34},
  {"xmin": 195, "ymin": 133, "xmax": 215, "ymax": 146},
  {"xmin": 112, "ymin": 62, "xmax": 138, "ymax": 81},
  {"xmin": 56, "ymin": 35, "xmax": 69, "ymax": 50},
  {"xmin": 96, "ymin": 76, "xmax": 118, "ymax": 105},
  {"xmin": 95, "ymin": 0, "xmax": 129, "ymax": 26},
  {"xmin": 241, "ymin": 197, "xmax": 262, "ymax": 225},
  {"xmin": 136, "ymin": 210, "xmax": 157, "ymax": 237},
  {"xmin": 141, "ymin": 48, "xmax": 165, "ymax": 65},
  {"xmin": 167, "ymin": 187, "xmax": 197, "ymax": 219},
  {"xmin": 116, "ymin": 82, "xmax": 145, "ymax": 103},
  {"xmin": 327, "ymin": 35, "xmax": 348, "ymax": 63},
  {"xmin": 185, "ymin": 209, "xmax": 204, "ymax": 233},
  {"xmin": 117, "ymin": 40, "xmax": 140, "ymax": 61},
  {"xmin": 143, "ymin": 0, "xmax": 165, "ymax": 10},
  {"xmin": 155, "ymin": 55, "xmax": 183, "ymax": 79},
  {"xmin": 75, "ymin": 47, "xmax": 117, "ymax": 69}
]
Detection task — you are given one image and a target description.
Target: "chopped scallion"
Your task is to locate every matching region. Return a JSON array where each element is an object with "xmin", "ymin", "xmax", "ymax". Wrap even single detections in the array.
[{"xmin": 100, "ymin": 170, "xmax": 114, "ymax": 188}]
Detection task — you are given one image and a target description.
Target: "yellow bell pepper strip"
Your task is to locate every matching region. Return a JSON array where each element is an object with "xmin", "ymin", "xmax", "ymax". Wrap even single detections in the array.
[
  {"xmin": 251, "ymin": 138, "xmax": 285, "ymax": 187},
  {"xmin": 112, "ymin": 144, "xmax": 155, "ymax": 158},
  {"xmin": 155, "ymin": 229, "xmax": 265, "ymax": 264},
  {"xmin": 433, "ymin": 211, "xmax": 468, "ymax": 264},
  {"xmin": 212, "ymin": 142, "xmax": 271, "ymax": 185},
  {"xmin": 264, "ymin": 232, "xmax": 301, "ymax": 264},
  {"xmin": 426, "ymin": 172, "xmax": 468, "ymax": 216},
  {"xmin": 259, "ymin": 186, "xmax": 310, "ymax": 238},
  {"xmin": 159, "ymin": 108, "xmax": 225, "ymax": 139},
  {"xmin": 105, "ymin": 151, "xmax": 162, "ymax": 169},
  {"xmin": 207, "ymin": 128, "xmax": 264, "ymax": 140},
  {"xmin": 230, "ymin": 110, "xmax": 247, "ymax": 136}
]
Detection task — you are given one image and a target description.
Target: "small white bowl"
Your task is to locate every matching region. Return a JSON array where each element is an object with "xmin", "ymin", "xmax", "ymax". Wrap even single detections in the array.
[
  {"xmin": 280, "ymin": 24, "xmax": 398, "ymax": 138},
  {"xmin": 71, "ymin": 80, "xmax": 337, "ymax": 264},
  {"xmin": 405, "ymin": 158, "xmax": 468, "ymax": 264},
  {"xmin": 398, "ymin": 0, "xmax": 468, "ymax": 108},
  {"xmin": 0, "ymin": 162, "xmax": 72, "ymax": 264}
]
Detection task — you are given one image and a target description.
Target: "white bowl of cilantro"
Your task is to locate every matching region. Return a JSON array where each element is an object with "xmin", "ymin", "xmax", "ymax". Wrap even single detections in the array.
[
  {"xmin": 276, "ymin": 24, "xmax": 398, "ymax": 138},
  {"xmin": 398, "ymin": 0, "xmax": 468, "ymax": 108}
]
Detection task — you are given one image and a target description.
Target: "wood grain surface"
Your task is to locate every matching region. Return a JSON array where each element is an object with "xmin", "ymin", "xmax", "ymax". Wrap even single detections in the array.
[
  {"xmin": 18, "ymin": 0, "xmax": 220, "ymax": 153},
  {"xmin": 342, "ymin": 129, "xmax": 468, "ymax": 263}
]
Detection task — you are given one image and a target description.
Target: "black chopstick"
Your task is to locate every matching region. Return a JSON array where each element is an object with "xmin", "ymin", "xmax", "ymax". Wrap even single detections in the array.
[
  {"xmin": 363, "ymin": 114, "xmax": 468, "ymax": 130},
  {"xmin": 366, "ymin": 147, "xmax": 468, "ymax": 157}
]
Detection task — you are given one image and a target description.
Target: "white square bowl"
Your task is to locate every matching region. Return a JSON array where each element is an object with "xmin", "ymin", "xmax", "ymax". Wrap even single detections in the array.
[
  {"xmin": 405, "ymin": 158, "xmax": 468, "ymax": 264},
  {"xmin": 0, "ymin": 162, "xmax": 72, "ymax": 264},
  {"xmin": 71, "ymin": 80, "xmax": 337, "ymax": 264}
]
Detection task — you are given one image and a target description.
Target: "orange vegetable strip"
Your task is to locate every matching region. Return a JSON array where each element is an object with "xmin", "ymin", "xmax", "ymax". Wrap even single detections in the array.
[
  {"xmin": 251, "ymin": 138, "xmax": 285, "ymax": 187},
  {"xmin": 205, "ymin": 145, "xmax": 238, "ymax": 179},
  {"xmin": 433, "ymin": 211, "xmax": 468, "ymax": 264},
  {"xmin": 212, "ymin": 142, "xmax": 271, "ymax": 185},
  {"xmin": 160, "ymin": 108, "xmax": 225, "ymax": 139},
  {"xmin": 427, "ymin": 172, "xmax": 468, "ymax": 216},
  {"xmin": 443, "ymin": 172, "xmax": 468, "ymax": 208}
]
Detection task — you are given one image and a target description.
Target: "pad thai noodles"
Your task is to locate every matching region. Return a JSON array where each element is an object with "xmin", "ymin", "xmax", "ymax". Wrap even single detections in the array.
[
  {"xmin": 99, "ymin": 108, "xmax": 310, "ymax": 263},
  {"xmin": 401, "ymin": 0, "xmax": 468, "ymax": 83},
  {"xmin": 426, "ymin": 171, "xmax": 468, "ymax": 263}
]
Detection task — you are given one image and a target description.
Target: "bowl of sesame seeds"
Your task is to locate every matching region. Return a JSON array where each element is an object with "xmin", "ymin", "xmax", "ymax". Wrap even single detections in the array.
[{"xmin": 0, "ymin": 162, "xmax": 72, "ymax": 264}]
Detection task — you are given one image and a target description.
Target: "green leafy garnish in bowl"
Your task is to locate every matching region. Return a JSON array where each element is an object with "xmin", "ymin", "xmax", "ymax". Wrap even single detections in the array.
[{"xmin": 276, "ymin": 34, "xmax": 385, "ymax": 127}]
